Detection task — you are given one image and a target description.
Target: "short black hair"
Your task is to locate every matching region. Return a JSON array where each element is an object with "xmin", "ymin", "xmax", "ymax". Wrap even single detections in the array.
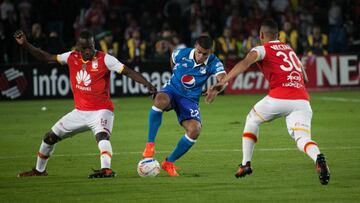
[
  {"xmin": 261, "ymin": 19, "xmax": 278, "ymax": 38},
  {"xmin": 261, "ymin": 19, "xmax": 278, "ymax": 31},
  {"xmin": 79, "ymin": 30, "xmax": 94, "ymax": 40},
  {"xmin": 196, "ymin": 35, "xmax": 213, "ymax": 49}
]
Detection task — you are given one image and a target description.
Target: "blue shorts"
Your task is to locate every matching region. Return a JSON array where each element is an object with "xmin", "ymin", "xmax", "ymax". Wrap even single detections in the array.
[{"xmin": 160, "ymin": 87, "xmax": 201, "ymax": 125}]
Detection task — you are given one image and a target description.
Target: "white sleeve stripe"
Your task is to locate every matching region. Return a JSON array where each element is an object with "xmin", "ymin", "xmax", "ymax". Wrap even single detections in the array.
[
  {"xmin": 250, "ymin": 46, "xmax": 265, "ymax": 61},
  {"xmin": 57, "ymin": 51, "xmax": 72, "ymax": 65},
  {"xmin": 117, "ymin": 64, "xmax": 125, "ymax": 74},
  {"xmin": 56, "ymin": 55, "xmax": 62, "ymax": 64},
  {"xmin": 215, "ymin": 71, "xmax": 226, "ymax": 76},
  {"xmin": 104, "ymin": 54, "xmax": 123, "ymax": 73},
  {"xmin": 251, "ymin": 49, "xmax": 261, "ymax": 61},
  {"xmin": 171, "ymin": 53, "xmax": 176, "ymax": 64}
]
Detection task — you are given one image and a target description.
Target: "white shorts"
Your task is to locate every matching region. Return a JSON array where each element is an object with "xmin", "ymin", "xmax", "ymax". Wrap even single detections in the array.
[
  {"xmin": 252, "ymin": 96, "xmax": 312, "ymax": 140},
  {"xmin": 51, "ymin": 109, "xmax": 114, "ymax": 139}
]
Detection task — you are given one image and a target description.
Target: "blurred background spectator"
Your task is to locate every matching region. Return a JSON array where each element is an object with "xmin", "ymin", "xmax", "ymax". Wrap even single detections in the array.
[
  {"xmin": 279, "ymin": 21, "xmax": 299, "ymax": 52},
  {"xmin": 172, "ymin": 34, "xmax": 186, "ymax": 50},
  {"xmin": 216, "ymin": 27, "xmax": 237, "ymax": 61},
  {"xmin": 245, "ymin": 28, "xmax": 260, "ymax": 52},
  {"xmin": 306, "ymin": 25, "xmax": 328, "ymax": 56},
  {"xmin": 0, "ymin": 0, "xmax": 359, "ymax": 65},
  {"xmin": 125, "ymin": 30, "xmax": 147, "ymax": 63},
  {"xmin": 84, "ymin": 0, "xmax": 105, "ymax": 36},
  {"xmin": 98, "ymin": 30, "xmax": 120, "ymax": 59},
  {"xmin": 154, "ymin": 28, "xmax": 173, "ymax": 60},
  {"xmin": 47, "ymin": 30, "xmax": 64, "ymax": 54},
  {"xmin": 26, "ymin": 23, "xmax": 47, "ymax": 63}
]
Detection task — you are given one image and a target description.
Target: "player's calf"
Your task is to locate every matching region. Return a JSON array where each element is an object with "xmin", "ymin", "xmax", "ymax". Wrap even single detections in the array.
[{"xmin": 235, "ymin": 161, "xmax": 252, "ymax": 178}]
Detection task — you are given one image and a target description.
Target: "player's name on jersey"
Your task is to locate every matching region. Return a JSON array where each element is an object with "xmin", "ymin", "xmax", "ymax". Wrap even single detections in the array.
[{"xmin": 270, "ymin": 44, "xmax": 292, "ymax": 51}]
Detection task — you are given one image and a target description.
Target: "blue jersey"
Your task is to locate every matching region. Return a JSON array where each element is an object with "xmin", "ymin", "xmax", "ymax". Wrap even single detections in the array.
[{"xmin": 164, "ymin": 48, "xmax": 225, "ymax": 102}]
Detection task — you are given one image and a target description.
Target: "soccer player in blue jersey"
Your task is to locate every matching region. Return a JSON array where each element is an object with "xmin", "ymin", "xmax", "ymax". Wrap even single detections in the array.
[{"xmin": 142, "ymin": 35, "xmax": 227, "ymax": 176}]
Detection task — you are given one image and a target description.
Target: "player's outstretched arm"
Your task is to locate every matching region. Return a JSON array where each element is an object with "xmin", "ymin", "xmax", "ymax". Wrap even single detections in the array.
[
  {"xmin": 121, "ymin": 66, "xmax": 157, "ymax": 94},
  {"xmin": 204, "ymin": 72, "xmax": 227, "ymax": 104},
  {"xmin": 212, "ymin": 51, "xmax": 259, "ymax": 91},
  {"xmin": 14, "ymin": 30, "xmax": 57, "ymax": 63}
]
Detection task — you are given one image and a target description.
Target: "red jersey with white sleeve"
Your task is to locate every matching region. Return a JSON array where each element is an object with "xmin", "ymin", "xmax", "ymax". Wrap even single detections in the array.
[
  {"xmin": 251, "ymin": 40, "xmax": 309, "ymax": 100},
  {"xmin": 56, "ymin": 51, "xmax": 124, "ymax": 111}
]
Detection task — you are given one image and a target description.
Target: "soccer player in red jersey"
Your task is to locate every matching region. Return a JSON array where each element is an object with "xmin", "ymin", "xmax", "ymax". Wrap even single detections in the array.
[
  {"xmin": 206, "ymin": 19, "xmax": 330, "ymax": 185},
  {"xmin": 14, "ymin": 30, "xmax": 156, "ymax": 178}
]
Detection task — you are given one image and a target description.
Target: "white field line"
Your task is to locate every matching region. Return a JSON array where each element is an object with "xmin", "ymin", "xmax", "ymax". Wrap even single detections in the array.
[
  {"xmin": 1, "ymin": 146, "xmax": 360, "ymax": 160},
  {"xmin": 319, "ymin": 96, "xmax": 360, "ymax": 103}
]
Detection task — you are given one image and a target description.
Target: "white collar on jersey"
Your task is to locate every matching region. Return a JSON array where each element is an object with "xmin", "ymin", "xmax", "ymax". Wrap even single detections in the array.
[
  {"xmin": 189, "ymin": 48, "xmax": 210, "ymax": 66},
  {"xmin": 268, "ymin": 40, "xmax": 281, "ymax": 43}
]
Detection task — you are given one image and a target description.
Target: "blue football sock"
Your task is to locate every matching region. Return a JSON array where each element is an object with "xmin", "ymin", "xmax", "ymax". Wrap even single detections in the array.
[
  {"xmin": 167, "ymin": 135, "xmax": 195, "ymax": 162},
  {"xmin": 147, "ymin": 106, "xmax": 163, "ymax": 142}
]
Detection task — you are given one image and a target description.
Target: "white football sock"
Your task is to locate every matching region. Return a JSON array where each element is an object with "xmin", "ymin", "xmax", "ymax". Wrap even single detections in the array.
[
  {"xmin": 242, "ymin": 113, "xmax": 260, "ymax": 166},
  {"xmin": 296, "ymin": 137, "xmax": 320, "ymax": 162},
  {"xmin": 242, "ymin": 133, "xmax": 257, "ymax": 165},
  {"xmin": 98, "ymin": 140, "xmax": 113, "ymax": 169},
  {"xmin": 36, "ymin": 141, "xmax": 55, "ymax": 172},
  {"xmin": 305, "ymin": 144, "xmax": 321, "ymax": 162}
]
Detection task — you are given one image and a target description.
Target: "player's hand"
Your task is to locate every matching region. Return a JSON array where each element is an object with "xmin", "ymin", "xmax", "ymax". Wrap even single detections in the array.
[
  {"xmin": 14, "ymin": 30, "xmax": 27, "ymax": 45},
  {"xmin": 211, "ymin": 81, "xmax": 226, "ymax": 92},
  {"xmin": 147, "ymin": 84, "xmax": 157, "ymax": 98},
  {"xmin": 204, "ymin": 88, "xmax": 219, "ymax": 104}
]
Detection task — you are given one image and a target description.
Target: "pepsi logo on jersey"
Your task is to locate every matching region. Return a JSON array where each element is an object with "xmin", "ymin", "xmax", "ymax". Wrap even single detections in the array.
[{"xmin": 181, "ymin": 75, "xmax": 195, "ymax": 89}]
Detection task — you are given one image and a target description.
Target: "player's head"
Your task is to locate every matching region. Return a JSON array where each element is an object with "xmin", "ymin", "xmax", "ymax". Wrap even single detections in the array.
[
  {"xmin": 194, "ymin": 35, "xmax": 213, "ymax": 64},
  {"xmin": 77, "ymin": 30, "xmax": 95, "ymax": 61},
  {"xmin": 259, "ymin": 19, "xmax": 279, "ymax": 44}
]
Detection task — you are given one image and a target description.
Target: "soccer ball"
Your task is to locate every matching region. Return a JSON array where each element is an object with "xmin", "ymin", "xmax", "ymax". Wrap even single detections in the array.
[{"xmin": 137, "ymin": 158, "xmax": 160, "ymax": 177}]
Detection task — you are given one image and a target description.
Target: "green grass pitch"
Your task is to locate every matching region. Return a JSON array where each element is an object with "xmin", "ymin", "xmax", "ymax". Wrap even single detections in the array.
[{"xmin": 0, "ymin": 90, "xmax": 359, "ymax": 202}]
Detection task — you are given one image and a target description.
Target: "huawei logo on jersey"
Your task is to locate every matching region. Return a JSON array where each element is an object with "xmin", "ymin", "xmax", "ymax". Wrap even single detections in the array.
[{"xmin": 76, "ymin": 70, "xmax": 92, "ymax": 86}]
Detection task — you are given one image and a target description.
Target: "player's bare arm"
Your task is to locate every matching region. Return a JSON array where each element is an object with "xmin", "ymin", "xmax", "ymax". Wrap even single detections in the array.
[
  {"xmin": 214, "ymin": 72, "xmax": 227, "ymax": 91},
  {"xmin": 13, "ymin": 30, "xmax": 57, "ymax": 63},
  {"xmin": 301, "ymin": 65, "xmax": 309, "ymax": 84},
  {"xmin": 121, "ymin": 65, "xmax": 157, "ymax": 94},
  {"xmin": 204, "ymin": 72, "xmax": 227, "ymax": 104},
  {"xmin": 211, "ymin": 50, "xmax": 259, "ymax": 93}
]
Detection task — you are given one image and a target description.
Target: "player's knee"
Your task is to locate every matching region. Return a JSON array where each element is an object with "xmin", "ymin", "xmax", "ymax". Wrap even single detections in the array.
[
  {"xmin": 154, "ymin": 93, "xmax": 170, "ymax": 110},
  {"xmin": 95, "ymin": 132, "xmax": 110, "ymax": 142},
  {"xmin": 246, "ymin": 110, "xmax": 263, "ymax": 126},
  {"xmin": 186, "ymin": 124, "xmax": 201, "ymax": 139},
  {"xmin": 43, "ymin": 131, "xmax": 61, "ymax": 145}
]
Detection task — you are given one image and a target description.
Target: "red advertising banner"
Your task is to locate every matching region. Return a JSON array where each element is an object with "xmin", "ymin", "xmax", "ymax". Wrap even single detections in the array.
[{"xmin": 224, "ymin": 55, "xmax": 360, "ymax": 94}]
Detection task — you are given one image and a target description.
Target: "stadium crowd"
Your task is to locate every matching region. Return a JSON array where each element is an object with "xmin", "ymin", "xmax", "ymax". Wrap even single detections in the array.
[{"xmin": 1, "ymin": 0, "xmax": 359, "ymax": 65}]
